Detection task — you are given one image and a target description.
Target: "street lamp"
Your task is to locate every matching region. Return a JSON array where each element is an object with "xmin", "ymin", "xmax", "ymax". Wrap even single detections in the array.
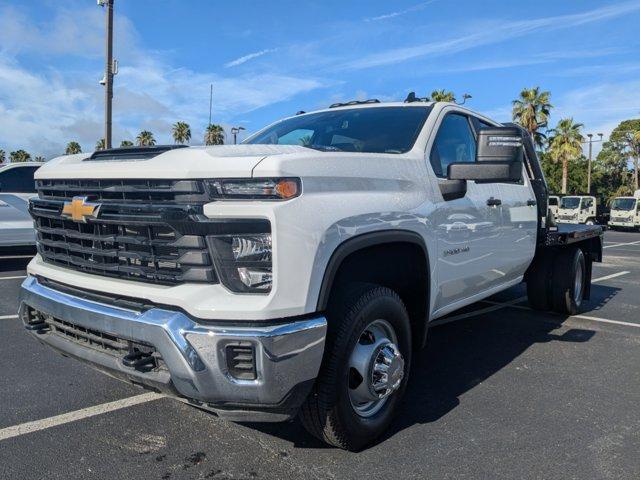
[
  {"xmin": 230, "ymin": 126, "xmax": 246, "ymax": 145},
  {"xmin": 98, "ymin": 0, "xmax": 115, "ymax": 149},
  {"xmin": 582, "ymin": 133, "xmax": 604, "ymax": 194}
]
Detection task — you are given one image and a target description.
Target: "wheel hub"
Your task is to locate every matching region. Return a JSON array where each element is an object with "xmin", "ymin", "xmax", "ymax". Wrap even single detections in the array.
[{"xmin": 348, "ymin": 319, "xmax": 405, "ymax": 418}]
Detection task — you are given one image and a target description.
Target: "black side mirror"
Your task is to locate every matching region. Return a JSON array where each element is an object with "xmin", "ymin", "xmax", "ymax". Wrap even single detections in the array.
[{"xmin": 448, "ymin": 127, "xmax": 524, "ymax": 183}]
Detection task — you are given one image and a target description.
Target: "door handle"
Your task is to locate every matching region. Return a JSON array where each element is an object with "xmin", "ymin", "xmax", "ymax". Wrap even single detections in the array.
[
  {"xmin": 487, "ymin": 197, "xmax": 502, "ymax": 206},
  {"xmin": 527, "ymin": 199, "xmax": 537, "ymax": 206}
]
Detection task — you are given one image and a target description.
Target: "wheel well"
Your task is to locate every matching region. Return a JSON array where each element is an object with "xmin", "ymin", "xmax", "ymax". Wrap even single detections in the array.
[{"xmin": 318, "ymin": 235, "xmax": 430, "ymax": 349}]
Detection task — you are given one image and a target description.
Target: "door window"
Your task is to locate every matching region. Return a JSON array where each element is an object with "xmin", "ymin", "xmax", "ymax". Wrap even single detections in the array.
[
  {"xmin": 430, "ymin": 114, "xmax": 476, "ymax": 177},
  {"xmin": 0, "ymin": 166, "xmax": 39, "ymax": 193}
]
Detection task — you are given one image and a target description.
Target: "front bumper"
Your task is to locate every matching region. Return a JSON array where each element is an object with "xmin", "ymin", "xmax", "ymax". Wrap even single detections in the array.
[
  {"xmin": 608, "ymin": 220, "xmax": 636, "ymax": 228},
  {"xmin": 19, "ymin": 276, "xmax": 326, "ymax": 421}
]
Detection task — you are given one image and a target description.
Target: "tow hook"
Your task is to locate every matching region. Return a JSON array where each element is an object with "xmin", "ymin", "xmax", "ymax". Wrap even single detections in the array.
[{"xmin": 122, "ymin": 350, "xmax": 155, "ymax": 370}]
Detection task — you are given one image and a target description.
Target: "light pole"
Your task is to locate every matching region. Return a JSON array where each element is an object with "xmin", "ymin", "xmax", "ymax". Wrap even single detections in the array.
[
  {"xmin": 98, "ymin": 0, "xmax": 115, "ymax": 149},
  {"xmin": 231, "ymin": 126, "xmax": 245, "ymax": 145},
  {"xmin": 583, "ymin": 133, "xmax": 604, "ymax": 194}
]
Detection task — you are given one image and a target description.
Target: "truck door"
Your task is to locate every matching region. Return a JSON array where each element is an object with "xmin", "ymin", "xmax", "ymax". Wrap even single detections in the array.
[
  {"xmin": 488, "ymin": 147, "xmax": 537, "ymax": 285},
  {"xmin": 427, "ymin": 110, "xmax": 505, "ymax": 313}
]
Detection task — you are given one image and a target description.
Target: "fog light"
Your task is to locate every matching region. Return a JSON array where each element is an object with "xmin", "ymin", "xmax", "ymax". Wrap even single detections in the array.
[{"xmin": 238, "ymin": 267, "xmax": 272, "ymax": 290}]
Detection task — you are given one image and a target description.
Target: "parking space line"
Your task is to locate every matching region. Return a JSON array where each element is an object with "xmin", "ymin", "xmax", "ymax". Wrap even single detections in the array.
[
  {"xmin": 603, "ymin": 240, "xmax": 640, "ymax": 249},
  {"xmin": 0, "ymin": 392, "xmax": 164, "ymax": 442},
  {"xmin": 572, "ymin": 314, "xmax": 640, "ymax": 329},
  {"xmin": 0, "ymin": 315, "xmax": 18, "ymax": 320},
  {"xmin": 0, "ymin": 255, "xmax": 34, "ymax": 259},
  {"xmin": 591, "ymin": 271, "xmax": 629, "ymax": 282},
  {"xmin": 0, "ymin": 275, "xmax": 26, "ymax": 281}
]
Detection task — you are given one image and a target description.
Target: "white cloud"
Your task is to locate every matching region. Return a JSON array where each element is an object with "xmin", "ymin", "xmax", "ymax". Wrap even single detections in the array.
[
  {"xmin": 343, "ymin": 1, "xmax": 640, "ymax": 69},
  {"xmin": 0, "ymin": 5, "xmax": 327, "ymax": 158},
  {"xmin": 364, "ymin": 1, "xmax": 438, "ymax": 22},
  {"xmin": 224, "ymin": 49, "xmax": 278, "ymax": 68}
]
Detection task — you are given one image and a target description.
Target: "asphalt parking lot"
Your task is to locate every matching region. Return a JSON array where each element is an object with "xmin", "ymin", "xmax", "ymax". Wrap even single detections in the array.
[{"xmin": 1, "ymin": 230, "xmax": 639, "ymax": 480}]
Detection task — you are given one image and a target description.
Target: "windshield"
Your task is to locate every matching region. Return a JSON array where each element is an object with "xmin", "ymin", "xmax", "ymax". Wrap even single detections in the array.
[
  {"xmin": 560, "ymin": 197, "xmax": 580, "ymax": 209},
  {"xmin": 245, "ymin": 106, "xmax": 431, "ymax": 154},
  {"xmin": 611, "ymin": 198, "xmax": 636, "ymax": 211}
]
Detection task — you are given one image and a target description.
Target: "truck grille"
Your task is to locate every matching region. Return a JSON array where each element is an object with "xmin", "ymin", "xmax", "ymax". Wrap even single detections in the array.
[
  {"xmin": 30, "ymin": 179, "xmax": 218, "ymax": 285},
  {"xmin": 36, "ymin": 179, "xmax": 209, "ymax": 204}
]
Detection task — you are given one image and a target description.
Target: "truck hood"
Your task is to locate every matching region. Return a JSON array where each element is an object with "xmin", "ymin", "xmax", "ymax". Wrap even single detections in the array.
[{"xmin": 35, "ymin": 145, "xmax": 311, "ymax": 180}]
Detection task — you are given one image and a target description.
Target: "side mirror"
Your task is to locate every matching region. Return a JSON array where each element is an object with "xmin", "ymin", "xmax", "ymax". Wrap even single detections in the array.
[{"xmin": 447, "ymin": 127, "xmax": 524, "ymax": 183}]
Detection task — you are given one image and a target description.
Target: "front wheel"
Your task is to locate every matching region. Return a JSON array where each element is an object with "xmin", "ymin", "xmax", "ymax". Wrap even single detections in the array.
[
  {"xmin": 585, "ymin": 219, "xmax": 595, "ymax": 225},
  {"xmin": 299, "ymin": 284, "xmax": 412, "ymax": 451}
]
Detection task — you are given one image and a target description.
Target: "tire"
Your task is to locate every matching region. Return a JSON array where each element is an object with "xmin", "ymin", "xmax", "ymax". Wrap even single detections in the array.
[
  {"xmin": 299, "ymin": 283, "xmax": 412, "ymax": 451},
  {"xmin": 551, "ymin": 248, "xmax": 586, "ymax": 315},
  {"xmin": 526, "ymin": 254, "xmax": 553, "ymax": 311},
  {"xmin": 585, "ymin": 219, "xmax": 595, "ymax": 226}
]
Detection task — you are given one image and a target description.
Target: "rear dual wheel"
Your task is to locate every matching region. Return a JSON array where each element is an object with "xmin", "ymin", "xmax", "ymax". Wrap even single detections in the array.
[
  {"xmin": 299, "ymin": 284, "xmax": 411, "ymax": 451},
  {"xmin": 527, "ymin": 247, "xmax": 586, "ymax": 315}
]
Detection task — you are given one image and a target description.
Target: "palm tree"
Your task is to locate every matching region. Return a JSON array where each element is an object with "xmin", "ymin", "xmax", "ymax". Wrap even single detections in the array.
[
  {"xmin": 9, "ymin": 150, "xmax": 31, "ymax": 162},
  {"xmin": 65, "ymin": 141, "xmax": 82, "ymax": 155},
  {"xmin": 95, "ymin": 138, "xmax": 106, "ymax": 151},
  {"xmin": 120, "ymin": 140, "xmax": 134, "ymax": 147},
  {"xmin": 512, "ymin": 87, "xmax": 552, "ymax": 149},
  {"xmin": 0, "ymin": 149, "xmax": 5, "ymax": 164},
  {"xmin": 548, "ymin": 118, "xmax": 584, "ymax": 194},
  {"xmin": 172, "ymin": 121, "xmax": 191, "ymax": 144},
  {"xmin": 34, "ymin": 155, "xmax": 46, "ymax": 162},
  {"xmin": 430, "ymin": 90, "xmax": 456, "ymax": 102},
  {"xmin": 136, "ymin": 130, "xmax": 156, "ymax": 146},
  {"xmin": 204, "ymin": 124, "xmax": 225, "ymax": 145}
]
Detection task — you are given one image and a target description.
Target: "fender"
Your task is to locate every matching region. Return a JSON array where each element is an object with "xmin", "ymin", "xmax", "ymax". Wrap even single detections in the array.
[{"xmin": 316, "ymin": 229, "xmax": 431, "ymax": 312}]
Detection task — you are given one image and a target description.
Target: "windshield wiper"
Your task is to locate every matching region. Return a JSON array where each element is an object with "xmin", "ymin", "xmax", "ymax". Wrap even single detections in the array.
[{"xmin": 304, "ymin": 144, "xmax": 343, "ymax": 152}]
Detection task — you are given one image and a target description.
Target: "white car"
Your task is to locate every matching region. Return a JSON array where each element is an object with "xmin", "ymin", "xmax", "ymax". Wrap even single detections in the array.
[
  {"xmin": 18, "ymin": 101, "xmax": 602, "ymax": 450},
  {"xmin": 0, "ymin": 162, "xmax": 41, "ymax": 247}
]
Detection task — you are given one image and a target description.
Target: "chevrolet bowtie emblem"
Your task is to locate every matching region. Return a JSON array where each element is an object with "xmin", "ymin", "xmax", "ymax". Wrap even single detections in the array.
[{"xmin": 61, "ymin": 196, "xmax": 101, "ymax": 223}]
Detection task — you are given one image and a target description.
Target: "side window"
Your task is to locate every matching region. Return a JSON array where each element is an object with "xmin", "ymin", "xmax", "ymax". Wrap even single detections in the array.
[
  {"xmin": 548, "ymin": 197, "xmax": 558, "ymax": 206},
  {"xmin": 0, "ymin": 167, "xmax": 38, "ymax": 193},
  {"xmin": 470, "ymin": 116, "xmax": 494, "ymax": 133},
  {"xmin": 429, "ymin": 113, "xmax": 476, "ymax": 177},
  {"xmin": 582, "ymin": 198, "xmax": 593, "ymax": 209}
]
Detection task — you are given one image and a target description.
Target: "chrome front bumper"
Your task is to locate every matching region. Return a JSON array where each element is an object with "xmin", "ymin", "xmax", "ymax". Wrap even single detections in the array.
[{"xmin": 19, "ymin": 276, "xmax": 327, "ymax": 421}]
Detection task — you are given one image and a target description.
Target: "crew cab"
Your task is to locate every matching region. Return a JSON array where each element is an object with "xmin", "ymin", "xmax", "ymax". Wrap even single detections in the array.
[
  {"xmin": 0, "ymin": 162, "xmax": 41, "ymax": 247},
  {"xmin": 18, "ymin": 99, "xmax": 602, "ymax": 450},
  {"xmin": 609, "ymin": 191, "xmax": 640, "ymax": 230}
]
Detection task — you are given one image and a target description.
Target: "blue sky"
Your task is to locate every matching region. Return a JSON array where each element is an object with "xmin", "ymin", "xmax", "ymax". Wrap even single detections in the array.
[{"xmin": 1, "ymin": 0, "xmax": 639, "ymax": 158}]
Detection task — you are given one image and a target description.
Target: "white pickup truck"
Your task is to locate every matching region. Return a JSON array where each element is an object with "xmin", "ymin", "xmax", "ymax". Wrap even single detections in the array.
[{"xmin": 19, "ymin": 99, "xmax": 603, "ymax": 450}]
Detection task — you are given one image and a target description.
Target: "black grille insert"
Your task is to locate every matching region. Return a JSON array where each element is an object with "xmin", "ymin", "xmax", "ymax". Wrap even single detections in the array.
[{"xmin": 25, "ymin": 307, "xmax": 166, "ymax": 372}]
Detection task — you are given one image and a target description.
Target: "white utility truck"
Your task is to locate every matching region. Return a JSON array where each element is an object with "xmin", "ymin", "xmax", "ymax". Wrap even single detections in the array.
[
  {"xmin": 556, "ymin": 195, "xmax": 598, "ymax": 225},
  {"xmin": 19, "ymin": 98, "xmax": 603, "ymax": 450},
  {"xmin": 609, "ymin": 190, "xmax": 640, "ymax": 230},
  {"xmin": 548, "ymin": 195, "xmax": 560, "ymax": 223}
]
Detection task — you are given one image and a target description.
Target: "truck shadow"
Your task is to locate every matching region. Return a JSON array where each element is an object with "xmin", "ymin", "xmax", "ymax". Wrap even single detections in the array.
[{"xmin": 242, "ymin": 283, "xmax": 621, "ymax": 449}]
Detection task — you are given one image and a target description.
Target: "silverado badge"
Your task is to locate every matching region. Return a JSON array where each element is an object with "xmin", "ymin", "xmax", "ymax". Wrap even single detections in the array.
[{"xmin": 61, "ymin": 196, "xmax": 101, "ymax": 223}]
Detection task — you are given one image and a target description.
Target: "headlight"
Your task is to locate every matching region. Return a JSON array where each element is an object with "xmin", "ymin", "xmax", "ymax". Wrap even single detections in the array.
[
  {"xmin": 205, "ymin": 178, "xmax": 300, "ymax": 200},
  {"xmin": 207, "ymin": 233, "xmax": 273, "ymax": 293}
]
